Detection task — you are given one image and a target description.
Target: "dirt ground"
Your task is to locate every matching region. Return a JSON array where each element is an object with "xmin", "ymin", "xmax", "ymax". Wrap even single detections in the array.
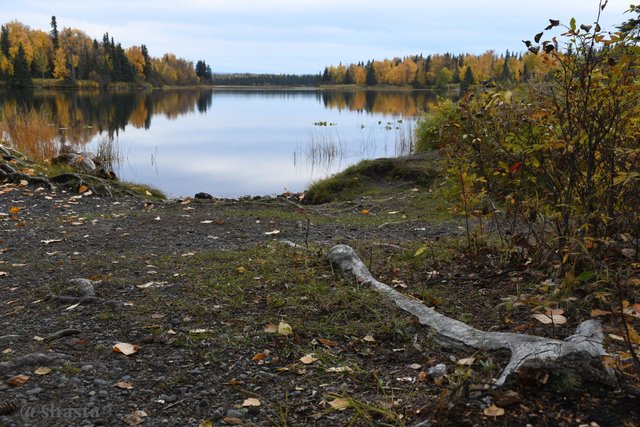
[{"xmin": 0, "ymin": 169, "xmax": 638, "ymax": 426}]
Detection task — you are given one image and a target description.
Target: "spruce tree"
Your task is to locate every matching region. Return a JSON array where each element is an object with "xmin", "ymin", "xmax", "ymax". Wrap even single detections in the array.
[
  {"xmin": 10, "ymin": 44, "xmax": 33, "ymax": 88},
  {"xmin": 365, "ymin": 63, "xmax": 377, "ymax": 86},
  {"xmin": 0, "ymin": 25, "xmax": 10, "ymax": 58},
  {"xmin": 460, "ymin": 66, "xmax": 475, "ymax": 93},
  {"xmin": 50, "ymin": 16, "xmax": 59, "ymax": 50}
]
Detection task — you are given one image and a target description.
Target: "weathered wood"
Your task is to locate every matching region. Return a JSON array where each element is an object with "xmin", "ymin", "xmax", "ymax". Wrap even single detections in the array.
[{"xmin": 327, "ymin": 244, "xmax": 607, "ymax": 385}]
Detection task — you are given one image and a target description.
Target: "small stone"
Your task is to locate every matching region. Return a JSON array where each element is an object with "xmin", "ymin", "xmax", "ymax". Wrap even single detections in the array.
[
  {"xmin": 212, "ymin": 408, "xmax": 223, "ymax": 421},
  {"xmin": 98, "ymin": 390, "xmax": 109, "ymax": 398},
  {"xmin": 26, "ymin": 387, "xmax": 42, "ymax": 395},
  {"xmin": 427, "ymin": 363, "xmax": 447, "ymax": 378},
  {"xmin": 81, "ymin": 364, "xmax": 94, "ymax": 372},
  {"xmin": 93, "ymin": 379, "xmax": 110, "ymax": 387},
  {"xmin": 226, "ymin": 409, "xmax": 244, "ymax": 419},
  {"xmin": 69, "ymin": 377, "xmax": 82, "ymax": 385}
]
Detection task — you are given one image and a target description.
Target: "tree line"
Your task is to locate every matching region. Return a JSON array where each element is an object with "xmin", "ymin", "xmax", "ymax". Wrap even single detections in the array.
[
  {"xmin": 321, "ymin": 50, "xmax": 551, "ymax": 90},
  {"xmin": 0, "ymin": 17, "xmax": 213, "ymax": 88}
]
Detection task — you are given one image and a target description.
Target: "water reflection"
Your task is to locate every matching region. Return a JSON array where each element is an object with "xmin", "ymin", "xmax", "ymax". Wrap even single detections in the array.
[{"xmin": 0, "ymin": 89, "xmax": 444, "ymax": 196}]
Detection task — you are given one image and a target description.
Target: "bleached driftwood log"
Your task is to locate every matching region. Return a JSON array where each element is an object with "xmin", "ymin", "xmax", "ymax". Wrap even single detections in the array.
[{"xmin": 327, "ymin": 244, "xmax": 606, "ymax": 385}]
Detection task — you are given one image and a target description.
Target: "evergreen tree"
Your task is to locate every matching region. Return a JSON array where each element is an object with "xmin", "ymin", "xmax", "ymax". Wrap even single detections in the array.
[
  {"xmin": 322, "ymin": 67, "xmax": 330, "ymax": 83},
  {"xmin": 0, "ymin": 25, "xmax": 9, "ymax": 58},
  {"xmin": 499, "ymin": 59, "xmax": 513, "ymax": 83},
  {"xmin": 141, "ymin": 44, "xmax": 152, "ymax": 80},
  {"xmin": 460, "ymin": 66, "xmax": 475, "ymax": 93},
  {"xmin": 50, "ymin": 16, "xmax": 59, "ymax": 50},
  {"xmin": 10, "ymin": 44, "xmax": 33, "ymax": 88},
  {"xmin": 195, "ymin": 60, "xmax": 213, "ymax": 83},
  {"xmin": 365, "ymin": 62, "xmax": 377, "ymax": 86}
]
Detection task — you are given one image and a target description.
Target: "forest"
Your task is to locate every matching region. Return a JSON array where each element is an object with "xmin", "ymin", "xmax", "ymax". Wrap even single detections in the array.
[{"xmin": 0, "ymin": 17, "xmax": 213, "ymax": 88}]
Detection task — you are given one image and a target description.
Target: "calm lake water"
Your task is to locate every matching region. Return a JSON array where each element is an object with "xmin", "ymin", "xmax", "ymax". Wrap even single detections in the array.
[{"xmin": 0, "ymin": 88, "xmax": 445, "ymax": 197}]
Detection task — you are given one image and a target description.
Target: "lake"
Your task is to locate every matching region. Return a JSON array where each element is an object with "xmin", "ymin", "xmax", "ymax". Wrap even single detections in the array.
[{"xmin": 0, "ymin": 88, "xmax": 444, "ymax": 198}]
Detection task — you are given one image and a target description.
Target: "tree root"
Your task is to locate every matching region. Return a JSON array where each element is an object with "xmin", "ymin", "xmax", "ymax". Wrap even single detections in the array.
[
  {"xmin": 0, "ymin": 353, "xmax": 70, "ymax": 376},
  {"xmin": 327, "ymin": 244, "xmax": 607, "ymax": 386},
  {"xmin": 48, "ymin": 278, "xmax": 121, "ymax": 309}
]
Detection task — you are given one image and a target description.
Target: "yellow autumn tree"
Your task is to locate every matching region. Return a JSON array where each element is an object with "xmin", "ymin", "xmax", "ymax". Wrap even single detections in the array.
[{"xmin": 126, "ymin": 46, "xmax": 146, "ymax": 80}]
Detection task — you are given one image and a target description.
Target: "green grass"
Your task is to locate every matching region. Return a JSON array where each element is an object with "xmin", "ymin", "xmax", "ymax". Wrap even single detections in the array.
[{"xmin": 304, "ymin": 155, "xmax": 439, "ymax": 205}]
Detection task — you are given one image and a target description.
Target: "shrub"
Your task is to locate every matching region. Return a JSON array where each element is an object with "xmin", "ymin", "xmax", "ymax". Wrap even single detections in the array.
[{"xmin": 414, "ymin": 98, "xmax": 459, "ymax": 152}]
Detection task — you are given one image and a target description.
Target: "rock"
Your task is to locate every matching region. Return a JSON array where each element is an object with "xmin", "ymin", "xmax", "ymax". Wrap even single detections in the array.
[
  {"xmin": 194, "ymin": 192, "xmax": 213, "ymax": 200},
  {"xmin": 427, "ymin": 363, "xmax": 447, "ymax": 378},
  {"xmin": 226, "ymin": 409, "xmax": 244, "ymax": 419},
  {"xmin": 212, "ymin": 408, "xmax": 224, "ymax": 421},
  {"xmin": 81, "ymin": 364, "xmax": 94, "ymax": 372},
  {"xmin": 93, "ymin": 378, "xmax": 110, "ymax": 387}
]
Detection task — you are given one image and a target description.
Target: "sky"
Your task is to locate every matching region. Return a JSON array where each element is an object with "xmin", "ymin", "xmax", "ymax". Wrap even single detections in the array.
[{"xmin": 0, "ymin": 0, "xmax": 632, "ymax": 74}]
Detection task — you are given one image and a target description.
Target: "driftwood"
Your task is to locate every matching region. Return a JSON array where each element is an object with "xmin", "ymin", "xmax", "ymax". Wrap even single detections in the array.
[{"xmin": 327, "ymin": 244, "xmax": 607, "ymax": 386}]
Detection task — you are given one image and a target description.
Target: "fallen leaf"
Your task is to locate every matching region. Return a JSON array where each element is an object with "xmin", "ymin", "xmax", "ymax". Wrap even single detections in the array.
[
  {"xmin": 457, "ymin": 357, "xmax": 475, "ymax": 366},
  {"xmin": 252, "ymin": 352, "xmax": 267, "ymax": 362},
  {"xmin": 112, "ymin": 342, "xmax": 140, "ymax": 356},
  {"xmin": 78, "ymin": 185, "xmax": 89, "ymax": 193},
  {"xmin": 222, "ymin": 418, "xmax": 242, "ymax": 425},
  {"xmin": 7, "ymin": 374, "xmax": 29, "ymax": 386},
  {"xmin": 264, "ymin": 230, "xmax": 280, "ymax": 235},
  {"xmin": 318, "ymin": 338, "xmax": 338, "ymax": 348},
  {"xmin": 34, "ymin": 367, "xmax": 52, "ymax": 375},
  {"xmin": 325, "ymin": 366, "xmax": 353, "ymax": 373},
  {"xmin": 263, "ymin": 323, "xmax": 278, "ymax": 333},
  {"xmin": 625, "ymin": 277, "xmax": 640, "ymax": 286},
  {"xmin": 66, "ymin": 302, "xmax": 80, "ymax": 310},
  {"xmin": 227, "ymin": 378, "xmax": 243, "ymax": 385},
  {"xmin": 418, "ymin": 371, "xmax": 428, "ymax": 382},
  {"xmin": 363, "ymin": 335, "xmax": 375, "ymax": 342},
  {"xmin": 114, "ymin": 381, "xmax": 134, "ymax": 390},
  {"xmin": 300, "ymin": 354, "xmax": 318, "ymax": 364},
  {"xmin": 200, "ymin": 220, "xmax": 214, "ymax": 224},
  {"xmin": 242, "ymin": 398, "xmax": 261, "ymax": 407},
  {"xmin": 328, "ymin": 398, "xmax": 350, "ymax": 410},
  {"xmin": 278, "ymin": 321, "xmax": 293, "ymax": 336},
  {"xmin": 590, "ymin": 309, "xmax": 611, "ymax": 317},
  {"xmin": 408, "ymin": 363, "xmax": 422, "ymax": 370},
  {"xmin": 236, "ymin": 266, "xmax": 247, "ymax": 274},
  {"xmin": 531, "ymin": 312, "xmax": 567, "ymax": 325},
  {"xmin": 9, "ymin": 207, "xmax": 21, "ymax": 214},
  {"xmin": 483, "ymin": 404, "xmax": 505, "ymax": 417},
  {"xmin": 608, "ymin": 333, "xmax": 625, "ymax": 342},
  {"xmin": 199, "ymin": 421, "xmax": 213, "ymax": 427},
  {"xmin": 360, "ymin": 209, "xmax": 369, "ymax": 215},
  {"xmin": 124, "ymin": 410, "xmax": 148, "ymax": 426}
]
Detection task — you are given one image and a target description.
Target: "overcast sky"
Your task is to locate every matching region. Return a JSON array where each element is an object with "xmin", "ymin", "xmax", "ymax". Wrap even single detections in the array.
[{"xmin": 0, "ymin": 0, "xmax": 631, "ymax": 74}]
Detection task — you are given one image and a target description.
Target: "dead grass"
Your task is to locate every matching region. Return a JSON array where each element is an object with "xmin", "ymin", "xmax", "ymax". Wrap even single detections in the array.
[{"xmin": 0, "ymin": 106, "xmax": 58, "ymax": 161}]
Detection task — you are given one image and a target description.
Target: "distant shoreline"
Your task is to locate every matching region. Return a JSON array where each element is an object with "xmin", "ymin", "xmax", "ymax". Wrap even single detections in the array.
[{"xmin": 8, "ymin": 78, "xmax": 456, "ymax": 93}]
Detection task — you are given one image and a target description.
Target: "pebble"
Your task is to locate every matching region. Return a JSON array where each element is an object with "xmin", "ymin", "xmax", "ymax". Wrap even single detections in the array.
[
  {"xmin": 226, "ymin": 409, "xmax": 244, "ymax": 419},
  {"xmin": 212, "ymin": 408, "xmax": 223, "ymax": 421},
  {"xmin": 98, "ymin": 390, "xmax": 109, "ymax": 398},
  {"xmin": 93, "ymin": 378, "xmax": 110, "ymax": 387},
  {"xmin": 427, "ymin": 363, "xmax": 447, "ymax": 378},
  {"xmin": 81, "ymin": 364, "xmax": 94, "ymax": 371},
  {"xmin": 26, "ymin": 387, "xmax": 42, "ymax": 395}
]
